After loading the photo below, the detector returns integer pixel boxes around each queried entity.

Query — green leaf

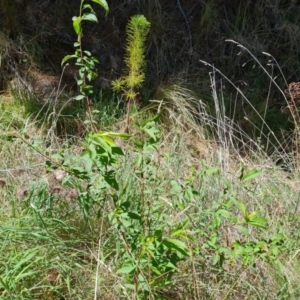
[83,4,94,12]
[241,169,262,181]
[72,16,82,35]
[236,225,250,236]
[128,212,141,219]
[84,50,92,56]
[51,153,63,160]
[184,188,194,201]
[102,135,115,146]
[14,250,38,270]
[118,266,136,274]
[170,180,182,194]
[92,0,109,14]
[270,245,279,256]
[247,216,267,229]
[275,259,283,272]
[140,115,159,128]
[143,126,160,141]
[81,152,93,173]
[171,223,193,240]
[163,238,190,256]
[212,254,220,265]
[101,132,131,139]
[92,132,116,145]
[77,79,83,86]
[90,136,112,155]
[0,277,9,290]
[204,167,219,175]
[62,54,77,64]
[135,140,144,148]
[120,217,132,228]
[75,94,85,100]
[111,146,124,156]
[87,73,92,82]
[257,241,268,251]
[82,13,98,23]
[16,270,40,280]
[239,162,245,180]
[217,209,232,219]
[237,200,247,217]
[104,170,119,190]
[222,176,231,190]
[166,261,177,269]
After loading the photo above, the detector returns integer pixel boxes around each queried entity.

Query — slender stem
[94,217,104,300]
[78,0,98,132]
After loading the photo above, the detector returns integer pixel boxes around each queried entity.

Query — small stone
[0,179,6,187]
[53,170,67,182]
[17,188,29,199]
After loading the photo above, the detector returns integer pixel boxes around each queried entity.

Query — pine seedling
[112,15,150,132]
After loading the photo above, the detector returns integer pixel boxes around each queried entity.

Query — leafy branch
[62,0,109,132]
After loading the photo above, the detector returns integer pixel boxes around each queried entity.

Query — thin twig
[94,217,104,300]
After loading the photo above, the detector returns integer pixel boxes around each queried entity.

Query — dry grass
[1,80,300,298]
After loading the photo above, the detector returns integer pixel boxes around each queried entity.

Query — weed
[112,15,150,132]
[62,0,109,132]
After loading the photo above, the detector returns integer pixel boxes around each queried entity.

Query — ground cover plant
[1,1,300,299]
[1,90,300,299]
